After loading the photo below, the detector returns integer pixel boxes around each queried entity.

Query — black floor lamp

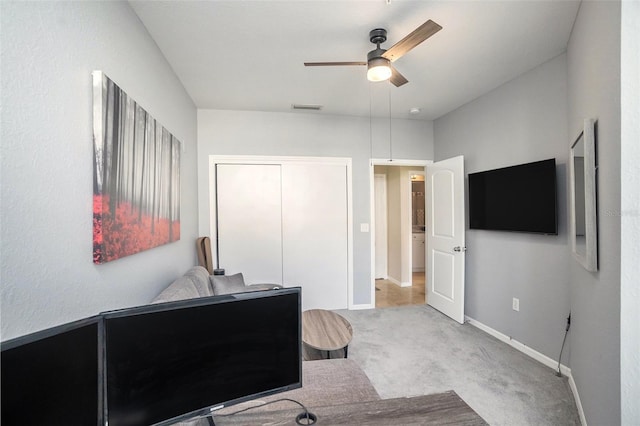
[213,164,225,276]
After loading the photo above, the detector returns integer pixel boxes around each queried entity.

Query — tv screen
[468,159,558,234]
[1,316,102,426]
[103,288,302,426]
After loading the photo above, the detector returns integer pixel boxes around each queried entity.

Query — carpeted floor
[335,305,581,426]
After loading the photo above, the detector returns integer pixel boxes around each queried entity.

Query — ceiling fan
[304,19,442,87]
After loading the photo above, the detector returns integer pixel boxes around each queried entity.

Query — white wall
[434,54,570,361]
[0,1,198,340]
[566,1,622,424]
[621,3,640,423]
[197,109,434,306]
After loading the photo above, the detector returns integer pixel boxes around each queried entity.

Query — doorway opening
[370,160,430,309]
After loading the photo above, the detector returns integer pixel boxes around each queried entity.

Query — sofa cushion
[152,266,213,304]
[184,266,214,297]
[210,272,246,295]
[152,276,202,304]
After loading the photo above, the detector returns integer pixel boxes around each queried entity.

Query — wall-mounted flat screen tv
[1,316,102,426]
[103,288,302,426]
[468,158,558,235]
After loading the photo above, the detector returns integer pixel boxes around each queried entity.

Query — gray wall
[197,109,434,306]
[621,3,640,424]
[0,1,198,340]
[434,54,571,361]
[566,1,621,424]
[434,2,628,421]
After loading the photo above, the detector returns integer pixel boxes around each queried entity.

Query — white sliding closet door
[282,164,348,310]
[216,164,283,285]
[213,158,351,310]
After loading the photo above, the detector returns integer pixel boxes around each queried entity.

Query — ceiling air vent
[291,104,323,111]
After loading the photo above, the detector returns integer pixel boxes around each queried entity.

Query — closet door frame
[209,155,354,309]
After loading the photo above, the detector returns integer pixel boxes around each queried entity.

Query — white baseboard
[567,369,588,426]
[386,276,400,285]
[349,303,374,310]
[465,315,586,425]
[383,276,412,287]
[465,316,567,372]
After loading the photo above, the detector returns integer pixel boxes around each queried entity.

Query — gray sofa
[152,266,380,425]
[152,266,280,304]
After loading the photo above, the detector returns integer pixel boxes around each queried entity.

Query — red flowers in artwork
[93,194,180,264]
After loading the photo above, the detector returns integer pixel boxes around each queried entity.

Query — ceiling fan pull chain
[388,83,393,161]
[369,83,373,162]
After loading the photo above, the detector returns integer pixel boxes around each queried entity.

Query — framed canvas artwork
[92,71,181,264]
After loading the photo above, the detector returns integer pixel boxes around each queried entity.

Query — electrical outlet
[512,297,520,311]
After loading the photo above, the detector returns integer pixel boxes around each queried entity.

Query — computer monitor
[1,316,102,426]
[103,288,302,426]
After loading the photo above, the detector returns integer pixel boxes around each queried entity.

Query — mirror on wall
[569,119,598,272]
[411,174,426,232]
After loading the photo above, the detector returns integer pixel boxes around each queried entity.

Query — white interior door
[216,164,283,284]
[282,163,348,311]
[374,174,388,279]
[426,156,465,323]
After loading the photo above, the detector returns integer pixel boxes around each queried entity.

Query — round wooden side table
[302,309,353,360]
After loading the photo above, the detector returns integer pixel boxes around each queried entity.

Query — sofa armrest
[246,283,283,291]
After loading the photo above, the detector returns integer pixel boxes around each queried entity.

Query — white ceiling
[130,0,580,121]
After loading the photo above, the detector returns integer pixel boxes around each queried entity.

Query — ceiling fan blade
[382,20,442,63]
[389,66,409,87]
[304,61,367,66]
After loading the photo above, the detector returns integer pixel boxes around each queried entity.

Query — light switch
[360,223,370,233]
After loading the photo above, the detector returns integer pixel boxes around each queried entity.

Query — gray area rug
[216,358,380,414]
[335,305,581,426]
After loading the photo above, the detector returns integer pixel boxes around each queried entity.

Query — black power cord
[214,398,318,425]
[556,312,571,377]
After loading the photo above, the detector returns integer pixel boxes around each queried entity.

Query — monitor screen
[103,288,301,426]
[468,158,558,234]
[1,316,102,426]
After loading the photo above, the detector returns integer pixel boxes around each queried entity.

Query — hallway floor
[375,272,425,308]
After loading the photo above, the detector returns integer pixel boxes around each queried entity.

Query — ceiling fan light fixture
[367,57,392,82]
[305,20,442,88]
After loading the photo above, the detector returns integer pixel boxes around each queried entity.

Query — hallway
[375,272,425,308]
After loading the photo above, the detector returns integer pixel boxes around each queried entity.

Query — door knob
[453,246,467,252]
